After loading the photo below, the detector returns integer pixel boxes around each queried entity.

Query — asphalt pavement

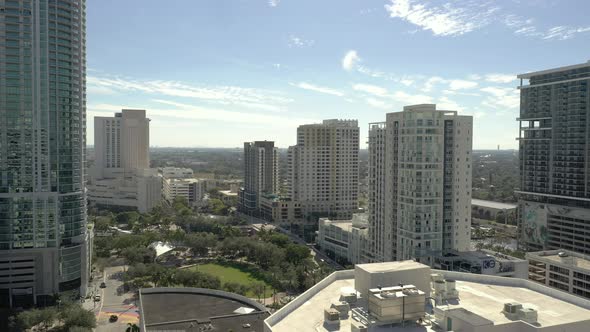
[94,265,139,332]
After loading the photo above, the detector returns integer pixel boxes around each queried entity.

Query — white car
[94,295,101,302]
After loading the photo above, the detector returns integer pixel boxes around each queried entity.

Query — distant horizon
[86,145,518,151]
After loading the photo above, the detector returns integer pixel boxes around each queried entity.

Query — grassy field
[189,262,274,298]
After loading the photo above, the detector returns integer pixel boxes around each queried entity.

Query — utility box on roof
[354,261,431,298]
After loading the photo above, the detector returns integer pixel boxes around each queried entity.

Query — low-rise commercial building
[317,214,369,265]
[472,199,517,223]
[219,188,239,205]
[259,194,303,226]
[434,249,528,278]
[138,287,269,331]
[163,177,204,207]
[264,261,590,331]
[87,168,162,213]
[527,249,590,300]
[161,167,194,179]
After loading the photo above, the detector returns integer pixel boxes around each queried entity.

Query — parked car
[100,282,106,288]
[94,295,101,302]
[109,315,118,322]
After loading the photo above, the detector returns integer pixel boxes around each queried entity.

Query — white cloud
[87,75,292,111]
[442,90,481,97]
[268,0,280,7]
[438,96,464,111]
[504,14,590,40]
[290,82,344,97]
[422,76,445,92]
[542,25,590,40]
[484,73,515,83]
[480,86,519,110]
[89,100,316,128]
[384,0,498,36]
[391,91,433,105]
[448,79,478,90]
[366,98,391,110]
[342,50,361,71]
[352,83,388,97]
[288,35,315,48]
[400,79,414,86]
[385,2,590,41]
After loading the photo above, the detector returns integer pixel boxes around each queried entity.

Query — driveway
[95,265,139,331]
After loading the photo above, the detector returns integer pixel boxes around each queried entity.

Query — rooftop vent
[503,302,538,324]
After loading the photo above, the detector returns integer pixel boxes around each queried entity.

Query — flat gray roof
[472,199,517,210]
[528,250,590,271]
[356,261,429,273]
[267,270,590,331]
[139,288,269,332]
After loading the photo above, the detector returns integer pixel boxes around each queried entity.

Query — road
[94,265,139,331]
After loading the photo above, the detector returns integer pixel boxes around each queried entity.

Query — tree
[223,282,242,294]
[16,309,42,330]
[208,198,228,215]
[115,211,140,226]
[15,307,56,331]
[126,323,141,332]
[252,281,266,302]
[59,304,96,331]
[38,307,57,331]
[121,247,156,265]
[267,233,290,248]
[185,233,217,257]
[285,244,311,265]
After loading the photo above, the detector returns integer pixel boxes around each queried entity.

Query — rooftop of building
[444,249,526,262]
[139,287,269,332]
[356,260,428,273]
[265,263,590,331]
[299,119,359,128]
[320,213,369,230]
[517,60,590,79]
[527,249,590,271]
[471,198,518,210]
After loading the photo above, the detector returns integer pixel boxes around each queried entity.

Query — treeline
[93,198,333,297]
[9,302,95,332]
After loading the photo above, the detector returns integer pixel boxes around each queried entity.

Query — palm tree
[126,323,140,332]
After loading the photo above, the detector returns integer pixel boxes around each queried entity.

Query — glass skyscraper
[0,0,89,307]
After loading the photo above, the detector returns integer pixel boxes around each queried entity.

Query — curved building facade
[0,0,88,307]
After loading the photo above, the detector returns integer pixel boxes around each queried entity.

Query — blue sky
[86,0,590,149]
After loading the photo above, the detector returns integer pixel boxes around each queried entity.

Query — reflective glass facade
[0,0,87,302]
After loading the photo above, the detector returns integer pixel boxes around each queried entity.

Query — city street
[94,265,139,332]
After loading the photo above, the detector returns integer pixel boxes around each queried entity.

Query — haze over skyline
[86,0,590,149]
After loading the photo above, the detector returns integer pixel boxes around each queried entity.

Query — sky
[86,0,590,149]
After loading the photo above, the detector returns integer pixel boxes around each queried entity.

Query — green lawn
[188,262,274,298]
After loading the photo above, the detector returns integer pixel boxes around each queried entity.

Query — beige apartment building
[287,119,360,220]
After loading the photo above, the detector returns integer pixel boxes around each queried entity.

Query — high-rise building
[287,120,359,219]
[517,61,590,254]
[238,141,278,214]
[368,105,472,264]
[0,0,89,307]
[93,109,150,178]
[88,109,161,213]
